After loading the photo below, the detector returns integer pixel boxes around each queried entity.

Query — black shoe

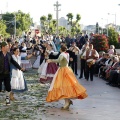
[110,84,118,87]
[75,73,78,75]
[106,82,111,85]
[91,79,93,81]
[94,74,98,77]
[5,97,10,105]
[79,77,82,79]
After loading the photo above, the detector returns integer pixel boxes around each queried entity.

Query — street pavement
[44,74,120,120]
[0,69,120,120]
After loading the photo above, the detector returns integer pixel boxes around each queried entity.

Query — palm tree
[52,20,56,33]
[52,20,56,27]
[48,14,52,25]
[66,13,73,26]
[40,16,47,23]
[40,16,47,33]
[76,28,80,36]
[48,14,52,32]
[76,14,81,22]
[71,27,76,37]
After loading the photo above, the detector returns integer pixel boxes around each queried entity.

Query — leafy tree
[2,10,33,36]
[108,28,119,48]
[52,20,56,27]
[47,14,52,29]
[76,28,81,36]
[76,14,81,23]
[0,20,10,37]
[66,13,81,36]
[58,26,67,36]
[40,15,47,33]
[66,13,73,26]
[16,10,33,31]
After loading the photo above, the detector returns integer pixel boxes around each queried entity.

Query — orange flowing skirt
[46,66,88,102]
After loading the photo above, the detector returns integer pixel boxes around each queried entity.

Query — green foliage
[47,14,53,33]
[40,15,48,33]
[76,28,81,35]
[47,14,52,21]
[108,28,119,48]
[66,13,73,26]
[76,14,81,22]
[16,10,33,31]
[40,13,81,36]
[40,15,47,22]
[2,10,33,36]
[58,26,67,36]
[66,13,73,21]
[66,13,81,37]
[92,34,109,52]
[0,20,10,37]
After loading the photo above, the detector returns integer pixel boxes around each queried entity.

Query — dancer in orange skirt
[46,45,88,110]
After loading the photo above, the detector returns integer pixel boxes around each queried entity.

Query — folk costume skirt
[40,62,58,84]
[46,66,88,102]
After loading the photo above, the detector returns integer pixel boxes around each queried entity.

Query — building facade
[58,17,71,30]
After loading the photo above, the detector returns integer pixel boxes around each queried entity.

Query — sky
[0,0,120,27]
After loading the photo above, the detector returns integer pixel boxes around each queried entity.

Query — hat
[0,41,8,47]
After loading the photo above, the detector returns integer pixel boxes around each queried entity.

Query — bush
[92,34,109,52]
[108,28,119,48]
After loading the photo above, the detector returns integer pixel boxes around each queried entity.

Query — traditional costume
[0,41,22,105]
[85,47,99,81]
[38,50,58,84]
[68,44,80,75]
[19,46,32,69]
[32,51,41,69]
[46,52,87,102]
[11,55,27,92]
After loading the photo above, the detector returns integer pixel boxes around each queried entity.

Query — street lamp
[108,13,116,32]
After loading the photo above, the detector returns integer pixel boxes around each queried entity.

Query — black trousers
[80,59,86,78]
[40,57,44,65]
[109,71,118,84]
[117,73,120,84]
[94,64,103,75]
[85,63,94,81]
[0,74,11,92]
[69,56,77,74]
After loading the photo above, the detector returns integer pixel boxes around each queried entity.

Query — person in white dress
[10,47,28,100]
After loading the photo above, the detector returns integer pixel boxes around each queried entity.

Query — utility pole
[14,14,16,38]
[54,1,61,36]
